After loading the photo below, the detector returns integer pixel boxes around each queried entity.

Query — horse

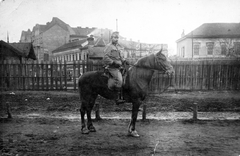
[78,49,174,137]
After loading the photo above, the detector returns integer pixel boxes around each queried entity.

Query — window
[72,54,74,61]
[79,53,81,60]
[181,47,185,57]
[193,42,200,55]
[234,42,240,55]
[220,43,227,55]
[206,42,214,55]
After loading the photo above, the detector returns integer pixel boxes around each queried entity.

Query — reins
[130,64,176,93]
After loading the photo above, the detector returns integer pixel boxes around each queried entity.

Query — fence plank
[59,61,63,90]
[73,61,76,90]
[64,61,67,90]
[1,59,240,91]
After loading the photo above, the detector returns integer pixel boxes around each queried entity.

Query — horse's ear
[155,48,163,56]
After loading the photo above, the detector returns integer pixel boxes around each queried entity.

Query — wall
[177,38,192,58]
[52,48,82,62]
[43,25,70,60]
[177,37,240,58]
[193,38,240,58]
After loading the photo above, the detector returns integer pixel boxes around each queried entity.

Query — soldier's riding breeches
[107,68,123,91]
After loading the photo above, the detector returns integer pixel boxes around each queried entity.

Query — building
[20,17,167,62]
[0,40,36,62]
[52,38,88,62]
[20,29,32,43]
[9,42,36,62]
[52,35,167,63]
[20,17,109,61]
[176,23,240,59]
[52,35,107,62]
[119,39,168,59]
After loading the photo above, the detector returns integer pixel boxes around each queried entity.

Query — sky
[0,0,240,55]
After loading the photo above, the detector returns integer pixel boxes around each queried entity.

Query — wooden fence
[0,59,240,92]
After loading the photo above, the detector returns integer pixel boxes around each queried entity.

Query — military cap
[111,31,119,38]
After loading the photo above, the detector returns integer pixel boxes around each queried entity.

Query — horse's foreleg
[128,100,141,137]
[80,104,89,134]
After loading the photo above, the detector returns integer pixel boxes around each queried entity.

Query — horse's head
[133,48,174,75]
[154,49,175,75]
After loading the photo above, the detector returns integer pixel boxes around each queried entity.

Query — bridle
[126,63,176,93]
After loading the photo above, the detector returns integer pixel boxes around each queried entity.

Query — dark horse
[78,49,174,137]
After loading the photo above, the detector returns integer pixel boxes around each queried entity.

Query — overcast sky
[0,0,240,55]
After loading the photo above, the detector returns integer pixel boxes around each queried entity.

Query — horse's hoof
[88,126,96,132]
[128,130,140,137]
[81,127,90,134]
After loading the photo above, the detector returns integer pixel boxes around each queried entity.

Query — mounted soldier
[102,31,128,105]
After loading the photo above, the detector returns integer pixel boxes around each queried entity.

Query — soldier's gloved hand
[123,60,130,65]
[112,61,121,68]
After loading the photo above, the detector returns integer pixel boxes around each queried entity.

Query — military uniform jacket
[103,43,124,68]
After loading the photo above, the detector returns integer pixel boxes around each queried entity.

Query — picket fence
[0,59,240,93]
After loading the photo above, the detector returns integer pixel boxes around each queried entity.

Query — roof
[10,42,37,60]
[176,23,240,42]
[88,46,105,59]
[32,17,71,34]
[21,29,31,37]
[52,39,87,53]
[0,40,24,59]
[94,37,106,47]
[72,27,96,36]
[70,34,88,38]
[45,17,70,32]
[118,39,165,51]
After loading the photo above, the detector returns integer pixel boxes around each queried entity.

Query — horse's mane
[133,54,156,69]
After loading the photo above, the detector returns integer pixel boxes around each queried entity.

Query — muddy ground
[0,91,240,156]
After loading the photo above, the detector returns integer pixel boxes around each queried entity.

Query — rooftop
[177,23,240,42]
[52,39,87,53]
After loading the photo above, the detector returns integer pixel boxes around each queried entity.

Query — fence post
[142,104,147,120]
[46,61,49,91]
[59,60,63,90]
[6,102,12,118]
[64,60,67,90]
[73,61,77,90]
[193,102,198,120]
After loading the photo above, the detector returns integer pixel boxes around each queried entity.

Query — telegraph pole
[7,31,9,43]
[116,19,118,31]
[192,31,193,59]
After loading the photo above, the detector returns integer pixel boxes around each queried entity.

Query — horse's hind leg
[86,94,98,132]
[80,103,89,134]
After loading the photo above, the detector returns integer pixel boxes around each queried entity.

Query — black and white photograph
[0,0,240,155]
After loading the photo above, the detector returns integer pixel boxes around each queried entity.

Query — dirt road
[1,117,240,156]
[1,91,240,156]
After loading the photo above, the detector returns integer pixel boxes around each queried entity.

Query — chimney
[181,29,185,37]
[87,35,94,46]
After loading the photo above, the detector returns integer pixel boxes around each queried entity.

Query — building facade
[176,23,240,59]
[52,36,106,62]
[20,17,105,61]
[20,17,167,62]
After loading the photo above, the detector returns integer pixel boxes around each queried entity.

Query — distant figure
[103,31,126,104]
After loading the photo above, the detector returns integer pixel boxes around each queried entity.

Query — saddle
[102,65,127,90]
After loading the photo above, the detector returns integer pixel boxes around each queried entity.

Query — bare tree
[218,38,237,57]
